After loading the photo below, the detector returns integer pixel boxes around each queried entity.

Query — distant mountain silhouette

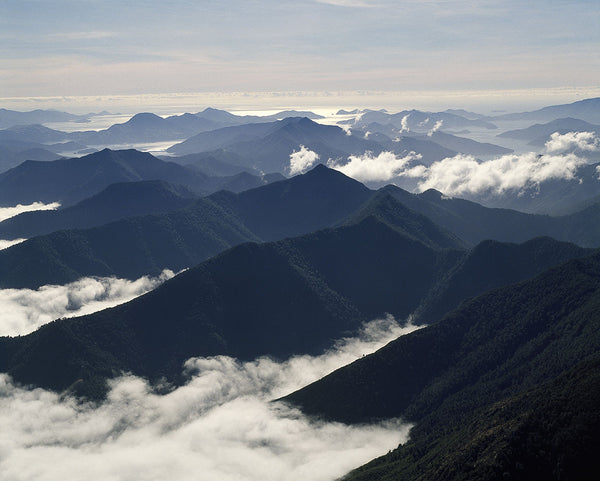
[497,117,600,146]
[0,180,198,239]
[0,108,91,128]
[284,249,600,480]
[69,112,221,144]
[195,107,324,126]
[409,131,513,156]
[351,109,498,131]
[492,97,600,123]
[0,148,276,207]
[169,117,446,173]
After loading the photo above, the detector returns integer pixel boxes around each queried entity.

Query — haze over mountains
[0,97,599,480]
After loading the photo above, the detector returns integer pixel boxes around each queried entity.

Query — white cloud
[328,151,422,182]
[329,148,591,197]
[427,119,443,137]
[0,202,60,223]
[544,131,600,154]
[0,316,418,481]
[0,270,175,336]
[406,152,587,196]
[289,145,320,175]
[0,238,26,250]
[399,114,410,133]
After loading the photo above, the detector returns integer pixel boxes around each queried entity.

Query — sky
[1,0,599,113]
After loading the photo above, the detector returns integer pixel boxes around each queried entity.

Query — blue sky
[1,0,598,108]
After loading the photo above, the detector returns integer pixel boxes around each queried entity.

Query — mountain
[408,131,513,156]
[383,184,600,246]
[497,117,600,146]
[0,148,276,207]
[413,236,592,323]
[195,107,324,126]
[0,180,198,239]
[168,150,261,176]
[0,144,62,173]
[283,250,600,480]
[341,191,465,250]
[0,108,91,128]
[350,109,498,132]
[0,165,373,288]
[492,97,600,123]
[169,117,447,174]
[0,123,69,144]
[69,112,221,145]
[0,216,460,399]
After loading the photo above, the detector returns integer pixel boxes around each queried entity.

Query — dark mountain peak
[124,112,165,126]
[419,188,446,200]
[345,190,465,250]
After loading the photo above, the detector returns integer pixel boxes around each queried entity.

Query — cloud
[328,151,422,182]
[0,270,175,336]
[0,238,26,250]
[406,152,587,196]
[289,145,320,175]
[0,316,417,481]
[427,120,443,137]
[0,202,60,223]
[329,148,591,197]
[544,131,600,154]
[399,114,410,133]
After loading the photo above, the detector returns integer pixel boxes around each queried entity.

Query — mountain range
[283,247,600,480]
[0,148,277,207]
[1,99,600,480]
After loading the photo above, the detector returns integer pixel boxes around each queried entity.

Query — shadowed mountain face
[0,180,199,240]
[382,184,600,247]
[0,165,374,289]
[0,209,590,403]
[282,250,600,480]
[0,216,460,398]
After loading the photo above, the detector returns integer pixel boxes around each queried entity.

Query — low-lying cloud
[0,269,175,336]
[289,145,320,175]
[328,151,422,182]
[0,238,26,250]
[329,141,594,196]
[544,131,600,154]
[427,120,443,136]
[406,151,587,196]
[0,316,418,481]
[0,202,60,223]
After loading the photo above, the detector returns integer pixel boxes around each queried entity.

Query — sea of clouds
[0,270,176,336]
[0,316,417,481]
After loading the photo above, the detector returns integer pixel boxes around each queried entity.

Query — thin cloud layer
[0,316,418,481]
[544,131,600,154]
[0,202,61,223]
[328,151,421,182]
[0,238,26,250]
[0,270,175,336]
[289,145,320,175]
